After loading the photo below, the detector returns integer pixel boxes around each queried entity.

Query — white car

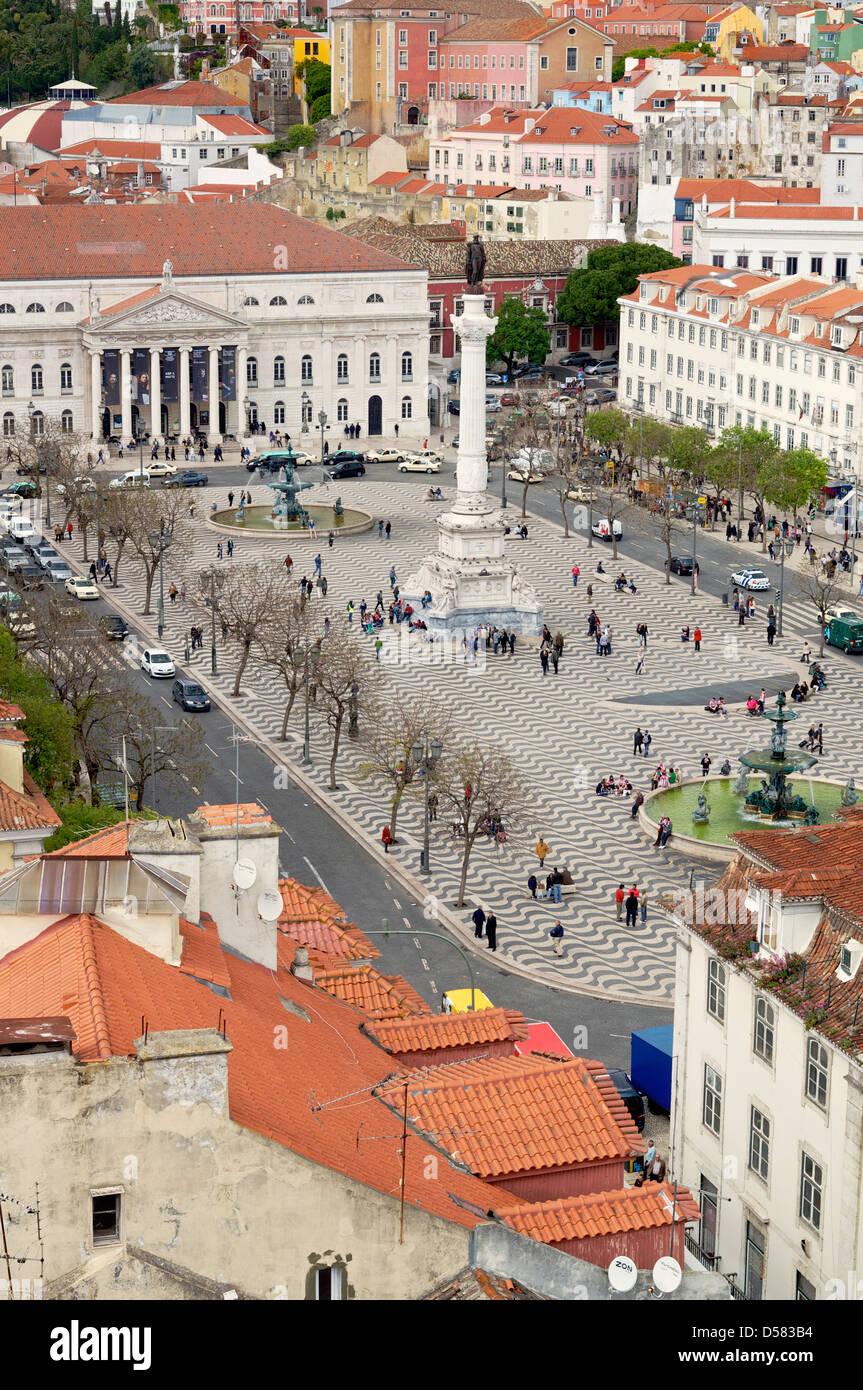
[485,399,502,412]
[65,575,99,600]
[400,454,441,473]
[141,647,175,678]
[142,460,176,479]
[731,567,771,591]
[592,517,623,540]
[826,603,860,624]
[365,447,404,464]
[109,471,151,489]
[7,517,36,543]
[55,476,98,498]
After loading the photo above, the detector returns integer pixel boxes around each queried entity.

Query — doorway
[407,106,420,125]
[427,383,441,428]
[368,394,382,436]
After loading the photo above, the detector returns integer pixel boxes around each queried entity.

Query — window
[244,296,259,307]
[703,1063,722,1134]
[366,293,384,303]
[337,353,349,383]
[806,1038,828,1108]
[269,295,287,307]
[273,356,285,386]
[0,303,13,314]
[315,1264,346,1300]
[55,301,73,313]
[31,410,43,436]
[273,400,285,424]
[60,362,72,393]
[401,350,413,381]
[749,1106,770,1180]
[753,998,774,1063]
[800,1153,823,1231]
[699,1175,718,1258]
[796,1272,816,1301]
[31,364,43,394]
[25,302,44,314]
[61,409,73,433]
[836,257,848,280]
[744,1220,765,1301]
[810,256,822,275]
[247,356,258,385]
[2,412,13,436]
[1,366,12,396]
[92,1192,121,1246]
[707,958,725,1022]
[300,355,313,384]
[566,46,578,70]
[401,395,412,419]
[297,295,315,305]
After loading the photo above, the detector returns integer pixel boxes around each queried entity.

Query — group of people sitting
[745,690,768,716]
[425,487,445,501]
[650,763,682,790]
[790,681,812,703]
[613,572,637,593]
[503,524,529,539]
[705,696,728,716]
[810,663,827,691]
[596,775,634,797]
[528,867,574,902]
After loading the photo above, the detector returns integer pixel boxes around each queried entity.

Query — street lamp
[410,733,443,875]
[317,408,328,466]
[501,452,508,509]
[776,536,795,638]
[301,390,311,434]
[149,521,173,638]
[586,467,595,549]
[242,395,250,435]
[26,399,34,439]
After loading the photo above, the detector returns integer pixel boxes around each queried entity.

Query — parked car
[400,455,441,473]
[584,358,619,376]
[566,485,592,503]
[485,372,505,386]
[164,469,209,487]
[826,603,860,624]
[65,575,99,600]
[669,555,695,575]
[327,450,365,466]
[3,480,38,499]
[1,548,28,574]
[144,460,176,479]
[485,398,503,412]
[0,584,21,609]
[17,564,43,589]
[447,400,460,416]
[560,351,597,367]
[592,517,623,540]
[141,647,176,678]
[500,392,518,407]
[109,471,151,489]
[731,567,771,591]
[584,387,617,405]
[447,368,461,384]
[100,614,128,641]
[173,678,211,711]
[365,447,404,464]
[328,459,366,479]
[515,363,546,380]
[34,546,61,569]
[508,466,546,483]
[55,476,98,498]
[606,1069,646,1133]
[825,616,863,653]
[7,517,36,543]
[42,558,72,584]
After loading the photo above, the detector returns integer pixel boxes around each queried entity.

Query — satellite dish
[607,1255,638,1293]
[653,1255,682,1294]
[232,857,257,891]
[257,887,282,923]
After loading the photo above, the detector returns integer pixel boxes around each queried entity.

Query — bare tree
[435,743,532,908]
[583,409,633,560]
[796,562,847,656]
[550,431,589,538]
[122,488,195,614]
[358,690,451,843]
[505,387,560,517]
[313,628,378,791]
[94,691,212,811]
[256,597,322,740]
[208,560,294,698]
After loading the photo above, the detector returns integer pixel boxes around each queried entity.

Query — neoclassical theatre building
[0,204,431,447]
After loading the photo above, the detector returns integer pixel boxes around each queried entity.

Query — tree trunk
[665,536,672,584]
[328,707,344,790]
[558,493,569,537]
[389,781,406,842]
[456,832,476,909]
[111,537,127,586]
[81,521,89,562]
[142,561,157,614]
[280,683,298,740]
[233,637,253,698]
[521,481,529,517]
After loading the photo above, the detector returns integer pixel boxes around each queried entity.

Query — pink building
[430,103,638,219]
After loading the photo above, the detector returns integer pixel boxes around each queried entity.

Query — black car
[100,614,129,641]
[561,351,597,367]
[173,678,211,712]
[17,564,42,588]
[669,555,695,575]
[447,400,460,416]
[328,449,366,465]
[165,469,209,487]
[606,1069,646,1132]
[328,459,366,479]
[16,462,46,476]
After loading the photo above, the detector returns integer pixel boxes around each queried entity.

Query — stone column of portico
[179,347,191,438]
[208,345,222,445]
[237,346,248,436]
[89,351,101,441]
[149,348,161,444]
[120,349,132,443]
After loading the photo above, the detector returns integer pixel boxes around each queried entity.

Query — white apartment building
[822,121,863,203]
[670,814,863,1301]
[618,264,863,479]
[692,200,863,280]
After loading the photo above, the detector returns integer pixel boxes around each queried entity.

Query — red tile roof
[0,701,24,721]
[378,1055,644,1178]
[0,205,417,280]
[315,963,430,1019]
[57,140,163,161]
[44,821,131,858]
[200,114,269,136]
[109,81,248,107]
[676,177,820,204]
[495,1182,701,1242]
[366,1007,529,1054]
[194,801,273,829]
[0,771,61,834]
[0,910,514,1227]
[738,43,808,61]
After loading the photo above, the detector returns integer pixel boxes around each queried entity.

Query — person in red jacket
[615,883,625,920]
[381,825,392,853]
[693,626,702,652]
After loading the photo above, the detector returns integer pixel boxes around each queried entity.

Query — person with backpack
[550,920,565,956]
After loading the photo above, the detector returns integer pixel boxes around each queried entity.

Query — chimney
[730,196,736,216]
[187,804,283,970]
[201,58,210,81]
[137,159,145,185]
[290,945,315,982]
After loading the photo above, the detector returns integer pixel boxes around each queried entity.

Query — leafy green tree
[760,446,828,516]
[44,801,126,852]
[611,39,711,80]
[298,57,331,103]
[0,628,75,792]
[558,243,682,328]
[310,92,330,122]
[286,123,316,150]
[715,424,780,551]
[129,42,158,91]
[486,297,549,376]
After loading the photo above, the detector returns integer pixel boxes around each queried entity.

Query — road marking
[402,917,412,929]
[420,957,429,971]
[192,786,200,794]
[392,897,401,909]
[281,827,296,844]
[383,878,392,889]
[161,696,172,708]
[230,771,243,785]
[303,855,332,896]
[205,743,219,757]
[413,936,421,949]
[429,980,436,994]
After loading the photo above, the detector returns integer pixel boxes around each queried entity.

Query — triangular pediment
[87,288,248,337]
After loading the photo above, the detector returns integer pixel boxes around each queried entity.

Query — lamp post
[501,452,508,509]
[777,536,795,638]
[410,733,443,875]
[302,642,314,764]
[317,408,328,466]
[209,567,219,675]
[149,521,172,638]
[587,469,594,548]
[242,395,250,436]
[301,390,310,434]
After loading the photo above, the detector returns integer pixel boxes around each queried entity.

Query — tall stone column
[454,293,494,503]
[208,345,222,445]
[149,348,161,444]
[89,350,101,441]
[179,347,191,438]
[120,349,132,443]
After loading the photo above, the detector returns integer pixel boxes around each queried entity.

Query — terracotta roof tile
[57,140,163,161]
[108,80,248,108]
[367,1007,529,1054]
[316,964,430,1019]
[378,1055,644,1178]
[0,772,61,833]
[0,701,24,721]
[194,801,272,829]
[44,821,131,858]
[496,1182,701,1242]
[0,729,28,743]
[179,913,233,989]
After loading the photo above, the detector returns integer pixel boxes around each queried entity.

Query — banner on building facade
[161,347,178,402]
[102,350,120,406]
[192,346,208,402]
[131,348,150,406]
[219,346,236,401]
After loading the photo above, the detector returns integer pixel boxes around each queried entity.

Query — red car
[500,392,518,406]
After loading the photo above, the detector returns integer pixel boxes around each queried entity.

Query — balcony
[684,1230,718,1272]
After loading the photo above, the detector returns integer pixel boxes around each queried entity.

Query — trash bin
[721,592,728,606]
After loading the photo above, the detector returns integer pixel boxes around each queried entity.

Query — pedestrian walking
[377,519,383,539]
[374,636,383,661]
[535,836,549,867]
[321,576,328,597]
[550,920,565,957]
[625,890,639,928]
[347,601,355,623]
[693,626,702,652]
[639,891,648,924]
[550,868,563,904]
[428,793,438,822]
[767,615,776,645]
[381,824,392,854]
[615,883,625,920]
[635,650,646,676]
[103,560,112,584]
[389,565,396,588]
[540,647,549,676]
[472,905,486,939]
[314,554,322,576]
[217,541,223,560]
[284,554,293,574]
[528,873,538,898]
[385,521,391,540]
[168,583,178,604]
[328,531,335,549]
[228,490,234,508]
[633,727,644,756]
[508,631,515,655]
[643,731,652,758]
[551,645,560,674]
[485,913,497,951]
[816,722,824,754]
[227,539,234,558]
[572,564,580,587]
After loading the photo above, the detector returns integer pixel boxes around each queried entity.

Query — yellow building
[285,26,331,94]
[706,4,764,61]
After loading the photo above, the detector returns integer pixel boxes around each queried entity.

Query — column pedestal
[403,290,542,635]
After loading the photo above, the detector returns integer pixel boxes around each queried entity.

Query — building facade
[0,204,430,447]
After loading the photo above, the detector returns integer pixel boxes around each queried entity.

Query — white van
[592,517,623,541]
[8,516,37,543]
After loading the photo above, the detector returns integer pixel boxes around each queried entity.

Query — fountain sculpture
[267,449,315,529]
[737,691,819,822]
